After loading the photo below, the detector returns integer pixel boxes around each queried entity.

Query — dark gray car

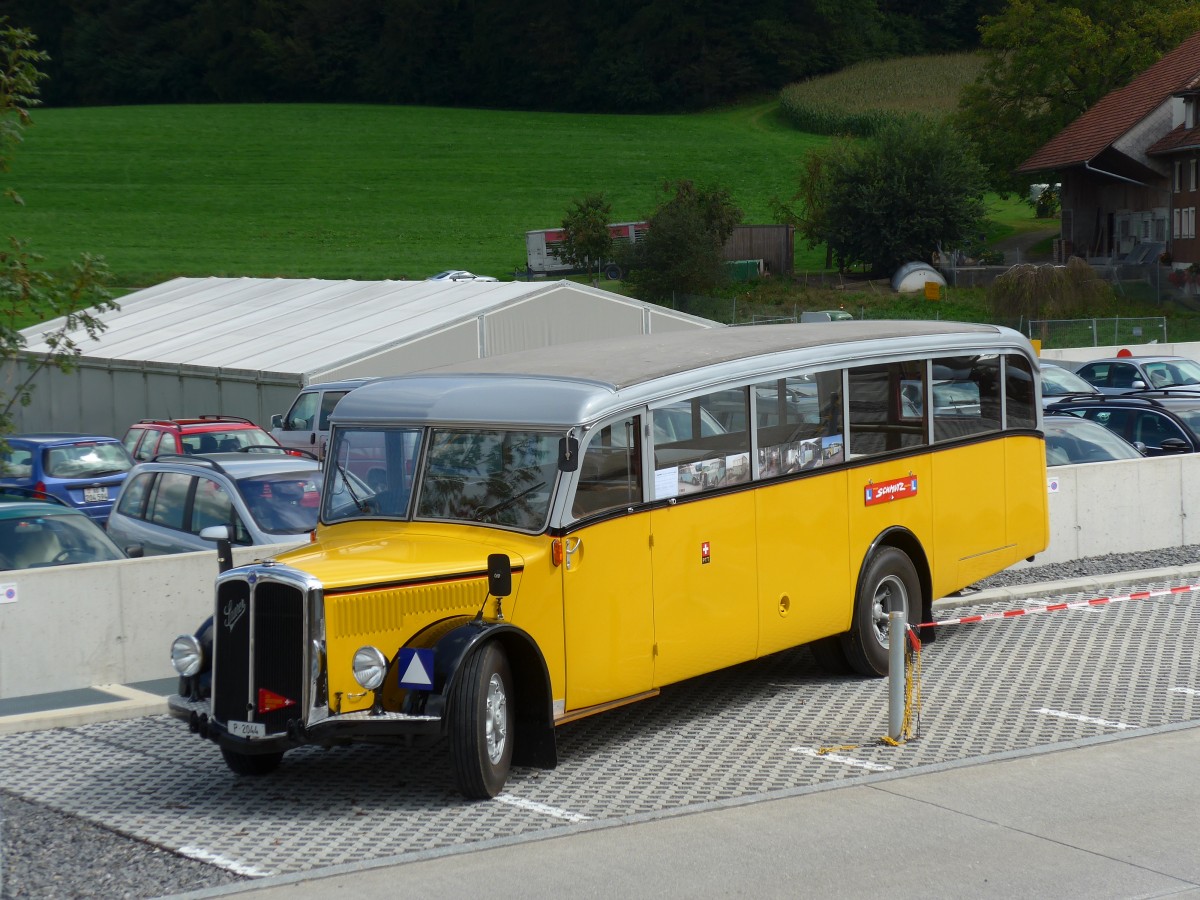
[105,452,325,556]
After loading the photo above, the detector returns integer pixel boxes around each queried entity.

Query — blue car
[0,433,135,524]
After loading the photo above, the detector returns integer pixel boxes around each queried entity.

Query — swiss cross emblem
[701,541,711,564]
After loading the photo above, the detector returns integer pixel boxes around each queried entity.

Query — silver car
[1073,355,1200,394]
[105,452,325,556]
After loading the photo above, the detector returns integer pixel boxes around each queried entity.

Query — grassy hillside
[0,101,830,288]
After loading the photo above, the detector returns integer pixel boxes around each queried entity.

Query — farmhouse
[9,277,719,438]
[1019,30,1200,270]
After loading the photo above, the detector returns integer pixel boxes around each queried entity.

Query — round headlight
[352,646,388,691]
[171,634,204,677]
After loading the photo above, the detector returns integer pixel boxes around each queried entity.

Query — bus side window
[1005,353,1037,428]
[754,371,845,477]
[848,362,926,457]
[572,416,642,519]
[932,355,1001,442]
[653,389,750,492]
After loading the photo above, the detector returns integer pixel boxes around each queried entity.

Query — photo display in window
[755,371,844,476]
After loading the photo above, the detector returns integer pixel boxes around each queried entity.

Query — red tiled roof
[1146,123,1200,155]
[1018,30,1200,173]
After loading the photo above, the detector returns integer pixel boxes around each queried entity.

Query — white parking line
[178,846,276,878]
[494,794,591,822]
[1036,708,1137,730]
[790,746,894,772]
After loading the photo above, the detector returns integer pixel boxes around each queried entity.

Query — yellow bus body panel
[649,492,758,687]
[560,513,655,710]
[755,469,852,656]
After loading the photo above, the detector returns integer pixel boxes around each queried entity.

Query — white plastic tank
[891,261,947,294]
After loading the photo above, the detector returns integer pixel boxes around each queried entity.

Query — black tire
[220,747,283,776]
[448,642,513,799]
[604,263,623,280]
[841,547,921,677]
[808,635,853,674]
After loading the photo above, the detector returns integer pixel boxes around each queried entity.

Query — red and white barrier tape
[922,581,1200,630]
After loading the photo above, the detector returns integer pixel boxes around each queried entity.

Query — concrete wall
[0,541,304,700]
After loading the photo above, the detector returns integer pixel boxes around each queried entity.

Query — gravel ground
[2,544,1198,900]
[968,544,1200,591]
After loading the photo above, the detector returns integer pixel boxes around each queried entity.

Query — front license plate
[226,720,266,738]
[83,487,108,503]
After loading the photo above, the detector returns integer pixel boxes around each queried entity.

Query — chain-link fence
[1025,317,1168,349]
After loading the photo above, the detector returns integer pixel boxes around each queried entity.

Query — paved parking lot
[2,579,1199,892]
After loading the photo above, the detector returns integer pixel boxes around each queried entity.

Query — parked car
[0,488,140,570]
[123,416,283,462]
[1073,355,1200,394]
[1040,361,1102,405]
[1043,413,1145,466]
[426,270,498,282]
[105,453,333,556]
[270,377,377,460]
[1044,391,1200,456]
[0,434,134,524]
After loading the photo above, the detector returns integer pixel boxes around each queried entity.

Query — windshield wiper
[474,481,545,522]
[336,461,369,512]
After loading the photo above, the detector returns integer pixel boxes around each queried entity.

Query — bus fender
[405,617,558,770]
[860,527,932,632]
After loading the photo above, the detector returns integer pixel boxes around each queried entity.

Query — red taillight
[33,481,49,500]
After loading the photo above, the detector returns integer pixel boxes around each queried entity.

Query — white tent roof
[21,277,714,377]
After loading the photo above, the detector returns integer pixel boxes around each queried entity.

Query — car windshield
[1044,416,1143,466]
[323,425,559,532]
[41,442,132,478]
[237,471,322,534]
[1142,359,1200,388]
[1042,365,1096,396]
[0,512,125,570]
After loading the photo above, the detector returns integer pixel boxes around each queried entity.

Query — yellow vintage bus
[168,321,1049,798]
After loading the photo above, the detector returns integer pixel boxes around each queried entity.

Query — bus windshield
[323,425,560,531]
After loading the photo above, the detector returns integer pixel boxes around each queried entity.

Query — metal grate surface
[2,581,1198,880]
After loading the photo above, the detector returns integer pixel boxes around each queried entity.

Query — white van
[270,377,377,460]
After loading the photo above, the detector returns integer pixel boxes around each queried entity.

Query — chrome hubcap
[484,673,508,764]
[871,574,908,648]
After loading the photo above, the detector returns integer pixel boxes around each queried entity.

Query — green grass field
[0,100,835,288]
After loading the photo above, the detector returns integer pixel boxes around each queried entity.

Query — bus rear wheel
[842,547,920,677]
[448,642,513,799]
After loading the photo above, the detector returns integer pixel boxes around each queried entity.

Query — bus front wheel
[842,547,920,677]
[448,642,514,799]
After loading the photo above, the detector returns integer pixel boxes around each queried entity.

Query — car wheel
[448,642,513,799]
[840,547,920,677]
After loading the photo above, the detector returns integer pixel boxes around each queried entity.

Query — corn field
[779,53,986,137]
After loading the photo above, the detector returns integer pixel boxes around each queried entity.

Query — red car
[122,415,285,461]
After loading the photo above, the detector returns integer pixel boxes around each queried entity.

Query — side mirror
[124,544,144,559]
[1159,438,1191,454]
[487,553,512,597]
[1131,379,1147,390]
[270,414,283,429]
[558,436,579,472]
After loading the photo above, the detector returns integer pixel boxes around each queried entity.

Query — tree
[789,117,988,276]
[557,193,613,286]
[955,0,1200,195]
[0,20,116,442]
[623,180,742,303]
